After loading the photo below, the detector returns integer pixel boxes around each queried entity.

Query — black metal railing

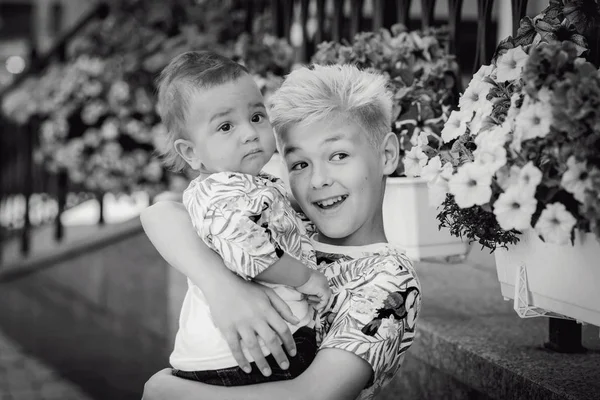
[0,2,110,263]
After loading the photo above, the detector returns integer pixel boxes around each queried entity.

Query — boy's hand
[296,270,331,312]
[207,277,299,377]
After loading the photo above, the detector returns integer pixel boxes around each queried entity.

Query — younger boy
[153,51,331,386]
[141,63,422,400]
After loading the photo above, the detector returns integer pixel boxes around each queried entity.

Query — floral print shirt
[311,238,421,400]
[182,172,316,280]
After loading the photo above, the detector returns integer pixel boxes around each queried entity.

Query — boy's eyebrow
[209,108,234,123]
[283,134,347,156]
[209,103,265,123]
[283,146,299,157]
[250,101,266,109]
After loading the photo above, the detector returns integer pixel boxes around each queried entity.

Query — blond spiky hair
[268,64,393,147]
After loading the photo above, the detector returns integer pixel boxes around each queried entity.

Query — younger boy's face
[281,118,389,246]
[185,74,276,175]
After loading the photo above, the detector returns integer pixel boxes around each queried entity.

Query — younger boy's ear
[174,139,202,171]
[380,132,400,176]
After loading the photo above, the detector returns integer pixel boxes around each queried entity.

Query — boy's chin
[313,223,355,242]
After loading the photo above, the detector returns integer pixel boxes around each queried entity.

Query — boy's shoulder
[315,242,418,284]
[314,242,409,265]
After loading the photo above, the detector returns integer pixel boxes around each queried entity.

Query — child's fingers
[306,295,321,304]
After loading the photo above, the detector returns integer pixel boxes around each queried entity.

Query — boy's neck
[315,224,388,247]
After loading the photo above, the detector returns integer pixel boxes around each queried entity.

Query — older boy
[141,64,422,400]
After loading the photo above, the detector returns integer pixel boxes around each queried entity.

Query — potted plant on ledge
[416,0,600,327]
[311,24,468,261]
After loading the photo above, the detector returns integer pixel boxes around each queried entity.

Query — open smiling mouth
[315,195,348,209]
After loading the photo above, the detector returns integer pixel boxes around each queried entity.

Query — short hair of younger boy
[268,64,393,148]
[155,51,249,171]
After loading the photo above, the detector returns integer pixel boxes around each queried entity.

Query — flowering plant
[413,0,600,251]
[1,0,293,195]
[311,24,459,176]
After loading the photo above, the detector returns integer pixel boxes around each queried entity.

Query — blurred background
[0,1,559,400]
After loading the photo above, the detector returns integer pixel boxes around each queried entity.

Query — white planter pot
[382,177,469,261]
[494,229,600,327]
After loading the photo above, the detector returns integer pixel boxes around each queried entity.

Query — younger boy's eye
[331,153,348,161]
[251,113,265,123]
[290,161,308,171]
[218,123,232,132]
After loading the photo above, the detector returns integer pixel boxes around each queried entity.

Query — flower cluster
[311,24,459,176]
[1,0,293,195]
[414,0,600,250]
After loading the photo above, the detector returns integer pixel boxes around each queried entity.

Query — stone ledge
[3,221,599,399]
[0,218,144,283]
[405,251,600,400]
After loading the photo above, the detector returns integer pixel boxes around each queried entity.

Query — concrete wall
[0,221,175,400]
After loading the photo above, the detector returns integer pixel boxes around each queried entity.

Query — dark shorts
[172,326,317,386]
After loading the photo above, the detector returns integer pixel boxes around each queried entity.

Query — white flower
[503,92,523,133]
[101,119,119,140]
[561,156,593,203]
[496,46,528,82]
[518,162,542,195]
[441,110,468,142]
[468,100,494,135]
[420,156,443,183]
[108,81,130,104]
[473,124,509,173]
[474,145,507,174]
[459,80,492,116]
[473,64,494,83]
[535,203,577,245]
[448,163,493,208]
[416,132,429,146]
[403,146,428,177]
[421,157,453,207]
[513,98,552,145]
[81,101,107,125]
[82,80,103,97]
[496,165,522,191]
[475,123,509,149]
[143,160,164,182]
[493,186,537,230]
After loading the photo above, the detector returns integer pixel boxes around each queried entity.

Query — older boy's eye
[218,123,232,132]
[290,161,308,171]
[251,113,265,123]
[331,153,348,161]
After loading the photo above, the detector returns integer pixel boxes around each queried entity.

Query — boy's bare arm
[256,254,331,311]
[139,201,298,374]
[143,348,372,400]
[255,253,311,286]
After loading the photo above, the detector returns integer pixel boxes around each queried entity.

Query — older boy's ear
[381,132,400,175]
[174,139,203,170]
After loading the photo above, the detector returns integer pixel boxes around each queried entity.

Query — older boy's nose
[310,165,332,188]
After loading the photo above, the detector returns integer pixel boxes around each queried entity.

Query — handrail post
[20,118,36,256]
[473,0,495,73]
[55,170,68,241]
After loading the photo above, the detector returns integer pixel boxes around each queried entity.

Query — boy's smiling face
[281,117,398,246]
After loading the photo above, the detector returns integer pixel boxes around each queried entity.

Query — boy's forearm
[255,253,311,287]
[140,201,238,295]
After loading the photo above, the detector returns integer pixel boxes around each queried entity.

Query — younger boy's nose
[241,126,259,143]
